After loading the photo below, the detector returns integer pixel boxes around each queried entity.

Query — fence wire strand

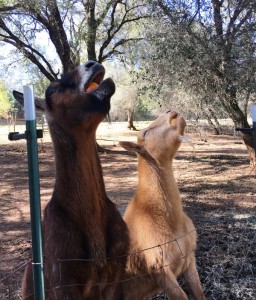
[1,128,255,299]
[1,203,255,299]
[2,228,197,299]
[22,249,198,300]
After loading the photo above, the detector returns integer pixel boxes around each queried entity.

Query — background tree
[1,0,255,161]
[0,0,150,80]
[109,64,139,129]
[141,0,256,163]
[0,80,10,118]
[0,0,150,150]
[0,81,20,130]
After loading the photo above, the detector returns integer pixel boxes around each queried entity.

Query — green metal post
[24,86,45,300]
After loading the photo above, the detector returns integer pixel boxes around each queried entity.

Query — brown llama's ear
[12,90,46,112]
[119,141,143,154]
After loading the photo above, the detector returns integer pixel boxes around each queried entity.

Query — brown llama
[120,111,206,300]
[13,61,129,300]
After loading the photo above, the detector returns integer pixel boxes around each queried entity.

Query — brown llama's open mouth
[86,82,99,92]
[84,70,105,93]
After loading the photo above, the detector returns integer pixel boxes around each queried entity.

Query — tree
[142,0,256,163]
[0,80,10,118]
[0,81,20,130]
[0,0,150,80]
[0,0,150,150]
[109,64,139,129]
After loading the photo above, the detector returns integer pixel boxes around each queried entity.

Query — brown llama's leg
[183,256,206,300]
[22,263,34,300]
[98,253,127,299]
[99,201,129,300]
[100,279,124,300]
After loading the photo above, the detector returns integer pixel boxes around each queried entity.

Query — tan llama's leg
[157,269,189,300]
[183,257,206,300]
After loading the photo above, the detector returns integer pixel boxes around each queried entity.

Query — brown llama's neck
[136,156,183,222]
[50,126,107,226]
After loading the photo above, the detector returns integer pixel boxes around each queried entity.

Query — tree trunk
[203,109,220,135]
[208,107,222,134]
[127,110,137,131]
[87,0,97,61]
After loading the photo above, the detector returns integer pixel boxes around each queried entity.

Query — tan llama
[120,111,205,300]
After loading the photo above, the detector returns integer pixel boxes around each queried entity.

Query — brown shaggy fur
[13,61,129,300]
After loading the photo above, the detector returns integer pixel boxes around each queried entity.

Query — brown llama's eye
[48,89,56,96]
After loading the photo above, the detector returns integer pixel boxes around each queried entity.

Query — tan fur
[120,111,205,300]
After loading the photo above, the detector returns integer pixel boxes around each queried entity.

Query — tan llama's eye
[143,129,149,137]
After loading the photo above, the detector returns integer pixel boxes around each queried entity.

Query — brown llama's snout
[13,61,116,121]
[45,61,115,121]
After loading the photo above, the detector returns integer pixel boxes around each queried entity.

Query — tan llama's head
[120,111,186,163]
[13,61,115,134]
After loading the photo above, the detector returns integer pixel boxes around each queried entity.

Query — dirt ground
[0,121,255,300]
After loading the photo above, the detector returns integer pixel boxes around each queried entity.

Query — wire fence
[1,124,255,299]
[1,205,255,300]
[1,227,199,300]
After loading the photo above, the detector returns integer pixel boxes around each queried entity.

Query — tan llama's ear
[119,141,143,154]
[13,90,46,111]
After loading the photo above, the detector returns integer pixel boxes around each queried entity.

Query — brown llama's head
[120,111,186,163]
[13,61,115,133]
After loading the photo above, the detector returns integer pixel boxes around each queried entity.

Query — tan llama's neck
[136,156,183,220]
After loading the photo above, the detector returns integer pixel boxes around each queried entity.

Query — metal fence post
[251,103,256,153]
[235,103,256,158]
[23,85,45,300]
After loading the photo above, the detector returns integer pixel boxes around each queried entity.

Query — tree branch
[0,17,57,81]
[96,0,118,27]
[226,0,253,40]
[26,0,75,72]
[0,4,20,12]
[211,0,225,47]
[98,2,149,62]
[100,38,143,62]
